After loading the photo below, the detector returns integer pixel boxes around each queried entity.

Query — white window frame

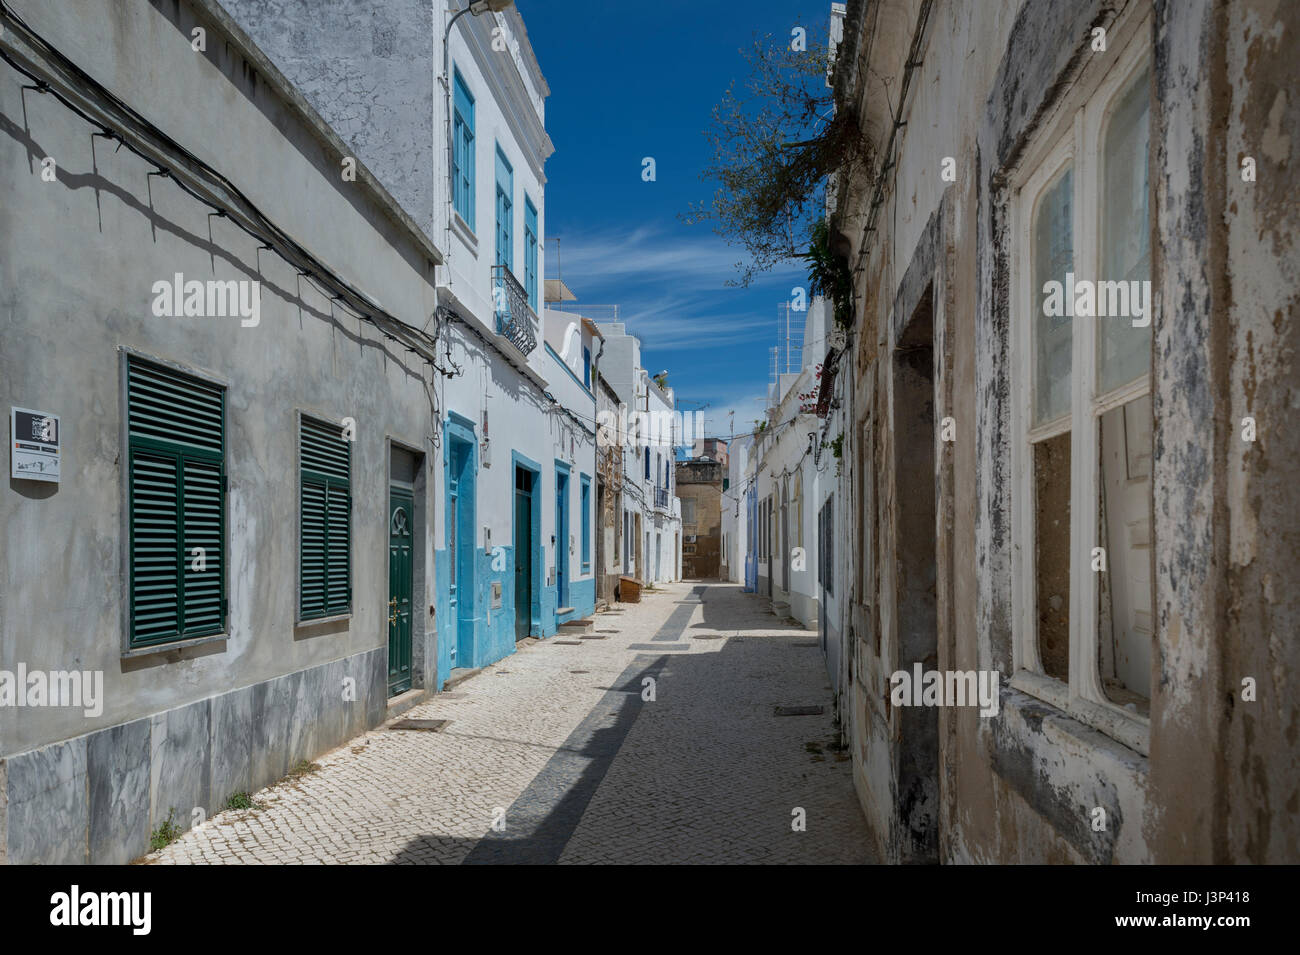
[1008,5,1152,756]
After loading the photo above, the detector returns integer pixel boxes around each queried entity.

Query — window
[126,356,226,648]
[857,416,874,607]
[299,415,352,620]
[681,497,697,525]
[818,497,834,596]
[792,470,803,553]
[524,197,538,311]
[580,474,591,572]
[583,347,591,388]
[452,70,475,229]
[645,449,651,481]
[623,510,631,573]
[495,146,513,271]
[1011,14,1152,751]
[764,496,773,560]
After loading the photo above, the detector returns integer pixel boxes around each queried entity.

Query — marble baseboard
[3,646,389,864]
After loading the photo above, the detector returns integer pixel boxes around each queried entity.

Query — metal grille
[492,264,538,356]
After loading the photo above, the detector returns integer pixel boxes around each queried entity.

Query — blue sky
[515,0,830,442]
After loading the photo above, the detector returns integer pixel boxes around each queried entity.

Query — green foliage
[287,760,321,780]
[149,808,181,852]
[686,24,870,286]
[802,219,855,330]
[223,792,264,811]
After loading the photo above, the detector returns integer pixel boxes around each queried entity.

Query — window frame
[1008,8,1152,755]
[494,144,514,272]
[523,195,539,311]
[452,68,475,231]
[681,496,697,526]
[120,350,229,655]
[580,473,591,573]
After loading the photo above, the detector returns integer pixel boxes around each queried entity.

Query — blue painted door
[555,470,569,608]
[449,440,474,668]
[514,466,533,640]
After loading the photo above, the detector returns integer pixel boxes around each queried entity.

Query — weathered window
[1030,160,1074,683]
[1010,10,1153,751]
[817,496,834,597]
[681,497,697,525]
[858,417,873,609]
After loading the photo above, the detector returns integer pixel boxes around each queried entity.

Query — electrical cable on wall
[0,0,458,377]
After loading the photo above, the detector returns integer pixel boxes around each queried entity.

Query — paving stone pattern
[148,582,874,864]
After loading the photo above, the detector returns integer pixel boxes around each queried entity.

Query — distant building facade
[676,459,724,579]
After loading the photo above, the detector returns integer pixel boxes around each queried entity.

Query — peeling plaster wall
[835,0,1297,863]
[1219,0,1300,864]
[1147,0,1300,864]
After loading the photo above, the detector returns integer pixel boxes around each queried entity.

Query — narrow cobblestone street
[146,582,872,865]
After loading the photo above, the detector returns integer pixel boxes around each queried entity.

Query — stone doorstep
[558,617,594,636]
[385,688,427,720]
[443,667,483,691]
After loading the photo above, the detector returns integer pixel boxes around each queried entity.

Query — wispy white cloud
[552,222,813,422]
[553,223,804,297]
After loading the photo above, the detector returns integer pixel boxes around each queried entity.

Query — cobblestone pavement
[147,581,874,864]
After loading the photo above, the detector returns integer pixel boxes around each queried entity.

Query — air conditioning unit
[684,535,697,544]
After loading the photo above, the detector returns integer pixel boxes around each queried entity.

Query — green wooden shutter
[127,357,226,648]
[300,416,351,619]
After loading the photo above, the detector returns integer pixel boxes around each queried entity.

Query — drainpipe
[440,1,515,262]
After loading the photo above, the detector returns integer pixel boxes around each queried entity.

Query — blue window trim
[511,450,542,639]
[579,473,591,572]
[452,69,475,230]
[495,145,514,271]
[524,196,538,311]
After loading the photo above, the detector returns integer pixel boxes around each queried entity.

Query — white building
[594,322,682,589]
[230,0,599,685]
[432,2,600,671]
[751,299,841,643]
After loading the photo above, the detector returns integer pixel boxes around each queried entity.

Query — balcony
[655,487,670,510]
[492,264,538,357]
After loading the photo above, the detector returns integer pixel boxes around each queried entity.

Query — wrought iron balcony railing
[492,264,538,357]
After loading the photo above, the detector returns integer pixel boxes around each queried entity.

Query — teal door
[388,489,413,696]
[555,470,569,608]
[514,467,533,640]
[449,441,475,667]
